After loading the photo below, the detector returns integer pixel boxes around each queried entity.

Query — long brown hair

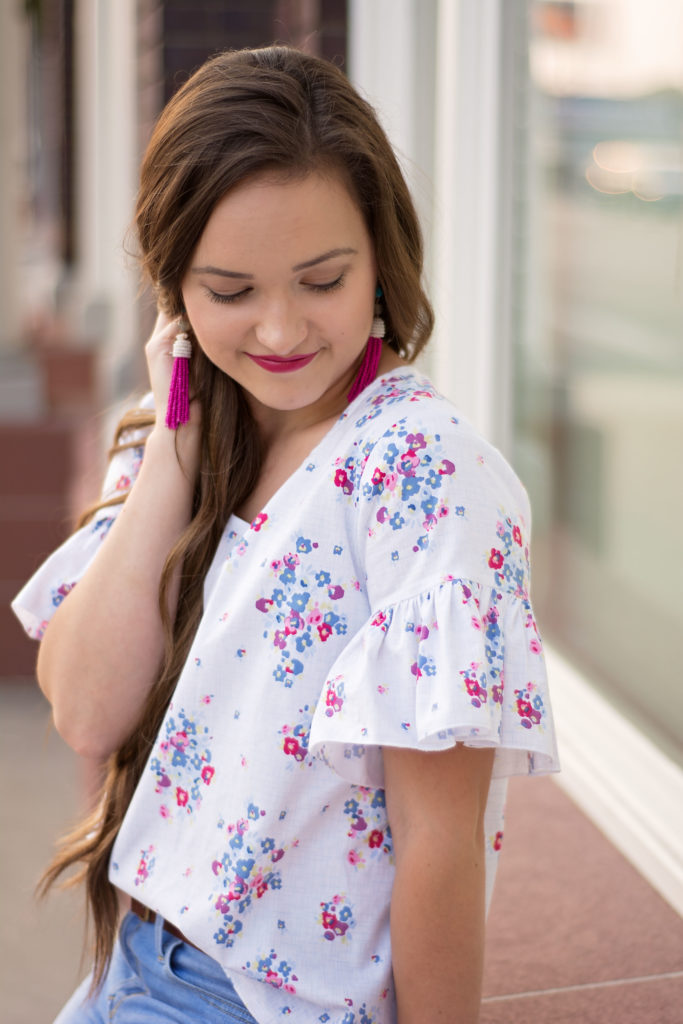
[41,45,434,986]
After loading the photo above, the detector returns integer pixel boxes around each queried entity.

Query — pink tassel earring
[165,318,192,429]
[348,286,385,403]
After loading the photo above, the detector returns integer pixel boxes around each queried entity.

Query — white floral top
[13,370,559,1024]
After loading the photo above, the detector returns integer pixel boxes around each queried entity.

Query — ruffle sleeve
[308,576,558,787]
[309,397,560,785]
[11,402,151,640]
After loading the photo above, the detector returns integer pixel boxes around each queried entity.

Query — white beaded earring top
[172,332,192,359]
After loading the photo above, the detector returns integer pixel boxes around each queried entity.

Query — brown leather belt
[130,898,198,950]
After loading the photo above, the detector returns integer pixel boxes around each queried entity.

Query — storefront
[4,0,681,912]
[350,0,683,913]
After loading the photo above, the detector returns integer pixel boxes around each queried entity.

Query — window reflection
[515,0,683,763]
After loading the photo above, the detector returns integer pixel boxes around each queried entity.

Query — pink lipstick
[246,352,318,374]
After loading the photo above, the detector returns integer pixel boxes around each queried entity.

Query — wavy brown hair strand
[39,45,432,987]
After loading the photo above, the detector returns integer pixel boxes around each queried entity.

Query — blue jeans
[54,911,260,1023]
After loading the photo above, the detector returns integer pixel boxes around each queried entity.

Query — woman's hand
[145,312,186,420]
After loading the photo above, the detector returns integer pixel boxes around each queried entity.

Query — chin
[244,381,326,412]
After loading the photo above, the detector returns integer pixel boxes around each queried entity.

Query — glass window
[514,0,683,764]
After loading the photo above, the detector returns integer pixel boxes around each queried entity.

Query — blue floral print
[210,805,291,949]
[344,787,393,868]
[319,894,356,942]
[255,541,351,686]
[243,949,299,993]
[148,700,216,819]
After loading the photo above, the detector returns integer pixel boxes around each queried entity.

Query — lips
[246,352,318,374]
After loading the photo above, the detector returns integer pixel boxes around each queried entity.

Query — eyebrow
[292,247,357,272]
[190,248,358,280]
[190,265,254,280]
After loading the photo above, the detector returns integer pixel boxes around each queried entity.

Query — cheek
[326,303,367,346]
[184,298,243,350]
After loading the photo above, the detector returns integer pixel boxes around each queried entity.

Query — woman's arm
[384,743,495,1024]
[36,313,202,760]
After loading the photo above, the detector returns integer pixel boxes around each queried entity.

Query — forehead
[194,170,371,265]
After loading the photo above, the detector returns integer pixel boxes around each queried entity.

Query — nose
[254,296,307,354]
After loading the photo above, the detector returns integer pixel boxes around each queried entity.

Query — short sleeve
[308,406,559,785]
[10,399,152,640]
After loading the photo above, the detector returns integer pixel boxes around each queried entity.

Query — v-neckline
[228,368,419,535]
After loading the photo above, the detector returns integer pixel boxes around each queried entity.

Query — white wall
[349,0,508,446]
[348,0,437,254]
[0,4,29,352]
[73,0,139,402]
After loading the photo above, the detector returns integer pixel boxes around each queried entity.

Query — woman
[12,46,558,1024]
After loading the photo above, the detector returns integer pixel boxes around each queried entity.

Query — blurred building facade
[0,0,347,673]
[2,0,681,919]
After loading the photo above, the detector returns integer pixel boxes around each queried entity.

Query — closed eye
[204,273,345,304]
[307,274,345,294]
[205,286,252,305]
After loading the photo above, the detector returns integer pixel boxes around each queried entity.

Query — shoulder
[344,371,529,521]
[335,372,532,601]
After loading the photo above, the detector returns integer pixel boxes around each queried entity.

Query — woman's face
[181,170,378,435]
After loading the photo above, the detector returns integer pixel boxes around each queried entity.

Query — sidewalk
[1,682,87,1024]
[2,680,682,1023]
[481,772,683,1022]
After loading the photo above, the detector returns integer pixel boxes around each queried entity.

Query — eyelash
[206,288,249,305]
[311,274,345,295]
[205,274,345,305]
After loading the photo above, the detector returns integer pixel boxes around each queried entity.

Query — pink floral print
[319,894,356,942]
[210,804,293,949]
[148,701,215,818]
